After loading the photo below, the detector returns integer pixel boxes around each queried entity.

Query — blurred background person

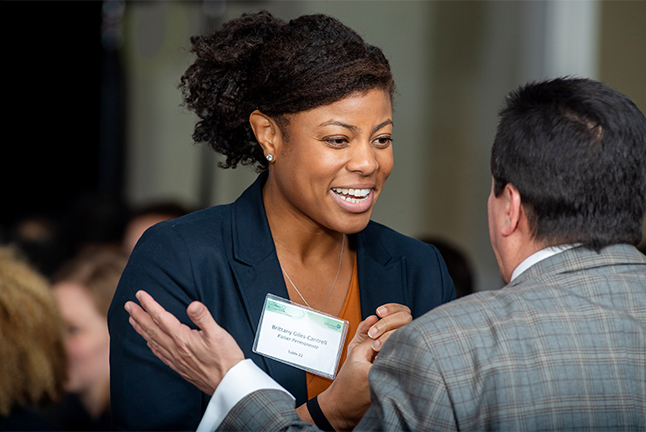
[5,216,69,279]
[47,247,128,431]
[3,194,129,281]
[0,247,67,431]
[122,201,190,254]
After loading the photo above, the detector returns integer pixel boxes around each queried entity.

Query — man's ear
[249,110,281,159]
[500,183,523,237]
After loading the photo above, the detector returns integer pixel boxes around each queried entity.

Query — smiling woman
[108,10,456,432]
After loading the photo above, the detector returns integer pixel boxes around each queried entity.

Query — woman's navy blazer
[108,172,455,431]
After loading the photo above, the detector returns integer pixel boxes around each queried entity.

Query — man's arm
[214,316,458,432]
[218,390,320,432]
[356,320,457,431]
[198,360,295,432]
[126,291,409,431]
[126,290,245,395]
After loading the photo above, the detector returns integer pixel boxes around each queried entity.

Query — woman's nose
[347,141,379,176]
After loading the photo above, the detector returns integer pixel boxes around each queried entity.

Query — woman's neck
[263,180,344,264]
[263,180,355,314]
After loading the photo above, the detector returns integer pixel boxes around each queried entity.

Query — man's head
[491,78,646,249]
[488,78,646,282]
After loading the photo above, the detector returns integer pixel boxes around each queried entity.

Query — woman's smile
[330,187,374,213]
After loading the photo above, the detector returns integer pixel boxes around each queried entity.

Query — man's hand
[317,303,412,430]
[125,290,244,395]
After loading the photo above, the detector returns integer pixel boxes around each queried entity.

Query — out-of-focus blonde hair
[0,247,67,416]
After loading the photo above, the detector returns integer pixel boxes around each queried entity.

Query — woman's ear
[249,110,280,159]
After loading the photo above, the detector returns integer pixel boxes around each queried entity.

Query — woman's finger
[368,303,412,340]
[375,302,411,319]
[369,329,399,352]
[347,315,379,352]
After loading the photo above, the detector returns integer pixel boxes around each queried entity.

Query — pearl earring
[266,154,274,162]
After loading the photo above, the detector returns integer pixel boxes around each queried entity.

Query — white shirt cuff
[195,359,295,432]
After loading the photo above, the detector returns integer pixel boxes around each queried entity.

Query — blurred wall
[123,1,646,291]
[598,1,646,252]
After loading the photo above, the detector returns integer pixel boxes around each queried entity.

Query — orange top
[306,259,361,399]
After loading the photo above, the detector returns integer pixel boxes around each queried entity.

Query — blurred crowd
[0,199,190,431]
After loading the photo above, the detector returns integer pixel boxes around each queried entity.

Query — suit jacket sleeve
[217,390,319,432]
[356,322,457,431]
[215,324,458,432]
[108,224,208,431]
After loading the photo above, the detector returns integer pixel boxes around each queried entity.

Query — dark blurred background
[4,1,126,274]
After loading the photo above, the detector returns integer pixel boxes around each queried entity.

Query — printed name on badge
[253,294,348,379]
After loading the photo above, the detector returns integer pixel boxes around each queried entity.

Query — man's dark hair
[491,77,646,250]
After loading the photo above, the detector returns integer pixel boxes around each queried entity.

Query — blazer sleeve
[356,321,457,431]
[108,224,207,431]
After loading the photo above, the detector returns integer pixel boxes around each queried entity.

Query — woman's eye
[373,136,392,147]
[67,325,81,336]
[324,137,349,147]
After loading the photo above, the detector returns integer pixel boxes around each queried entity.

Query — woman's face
[53,282,110,395]
[268,89,394,234]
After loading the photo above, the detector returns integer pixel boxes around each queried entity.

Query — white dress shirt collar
[510,244,579,282]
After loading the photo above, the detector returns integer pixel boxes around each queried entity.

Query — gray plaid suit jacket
[218,244,646,431]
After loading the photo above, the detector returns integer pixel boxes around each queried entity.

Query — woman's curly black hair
[179,10,396,171]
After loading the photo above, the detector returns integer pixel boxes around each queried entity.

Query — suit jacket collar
[231,171,275,266]
[509,243,646,288]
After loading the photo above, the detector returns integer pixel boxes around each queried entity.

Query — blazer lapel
[356,224,407,318]
[228,173,308,403]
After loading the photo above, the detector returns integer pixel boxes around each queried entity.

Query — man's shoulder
[405,289,513,337]
[405,244,646,342]
[386,245,646,431]
[513,243,646,287]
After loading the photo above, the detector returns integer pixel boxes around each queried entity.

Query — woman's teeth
[332,188,371,203]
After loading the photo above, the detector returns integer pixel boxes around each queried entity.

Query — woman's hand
[350,303,413,352]
[316,303,412,430]
[125,290,244,395]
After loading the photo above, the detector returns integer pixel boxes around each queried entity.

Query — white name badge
[253,294,349,379]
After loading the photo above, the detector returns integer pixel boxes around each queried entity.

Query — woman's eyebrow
[318,119,393,133]
[372,119,393,133]
[318,120,358,132]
